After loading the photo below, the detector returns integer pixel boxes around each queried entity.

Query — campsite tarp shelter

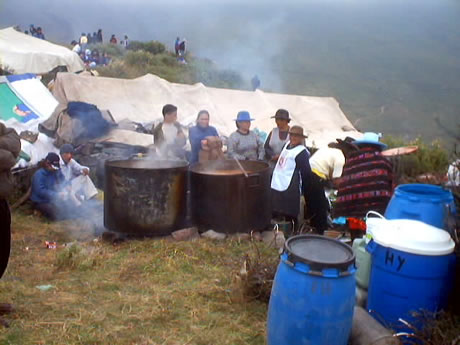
[0,74,58,166]
[52,73,361,148]
[0,27,84,74]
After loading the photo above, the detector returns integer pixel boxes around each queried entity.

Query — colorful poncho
[333,147,393,218]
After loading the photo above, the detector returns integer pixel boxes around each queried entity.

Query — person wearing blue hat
[334,132,393,219]
[227,111,264,161]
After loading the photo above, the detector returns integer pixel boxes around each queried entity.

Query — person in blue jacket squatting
[30,152,80,220]
[188,110,219,164]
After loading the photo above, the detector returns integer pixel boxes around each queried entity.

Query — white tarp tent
[52,72,361,148]
[0,27,84,74]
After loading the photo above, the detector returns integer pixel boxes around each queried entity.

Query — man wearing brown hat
[271,126,312,229]
[264,109,291,170]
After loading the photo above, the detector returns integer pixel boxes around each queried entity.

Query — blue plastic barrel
[267,235,356,345]
[385,183,455,229]
[366,219,456,332]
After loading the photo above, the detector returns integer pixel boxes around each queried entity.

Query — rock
[355,286,368,308]
[261,230,286,248]
[251,231,262,241]
[101,231,126,244]
[229,233,251,241]
[201,229,226,240]
[171,227,199,241]
[350,306,400,345]
[0,304,14,315]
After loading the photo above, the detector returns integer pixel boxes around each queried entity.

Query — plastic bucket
[384,183,455,229]
[366,219,456,331]
[267,235,356,345]
[353,239,371,289]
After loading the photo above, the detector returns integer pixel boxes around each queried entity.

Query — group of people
[71,30,114,67]
[73,30,104,48]
[30,144,98,221]
[14,25,46,39]
[151,104,393,233]
[21,103,393,234]
[109,34,129,47]
[154,105,394,233]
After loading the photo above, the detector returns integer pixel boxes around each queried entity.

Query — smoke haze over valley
[1,0,459,146]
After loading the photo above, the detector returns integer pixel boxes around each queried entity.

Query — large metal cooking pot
[104,159,188,236]
[190,160,271,233]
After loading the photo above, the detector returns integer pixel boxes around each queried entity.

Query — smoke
[2,0,460,143]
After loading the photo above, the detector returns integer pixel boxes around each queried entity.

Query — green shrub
[127,40,166,55]
[89,43,125,58]
[382,136,450,177]
[56,243,96,270]
[124,50,154,68]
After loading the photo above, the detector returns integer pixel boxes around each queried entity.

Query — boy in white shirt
[59,144,97,201]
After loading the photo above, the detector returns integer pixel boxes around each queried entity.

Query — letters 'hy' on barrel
[366,219,456,333]
[267,235,356,345]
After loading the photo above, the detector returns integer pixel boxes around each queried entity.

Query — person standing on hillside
[175,37,181,57]
[35,27,45,40]
[0,123,21,326]
[79,33,88,51]
[97,29,103,43]
[251,75,261,91]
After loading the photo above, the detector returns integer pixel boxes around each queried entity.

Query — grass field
[0,210,274,345]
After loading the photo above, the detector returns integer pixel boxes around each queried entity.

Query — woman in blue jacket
[188,110,219,164]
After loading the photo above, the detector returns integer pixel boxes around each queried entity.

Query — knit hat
[45,152,61,170]
[60,144,75,154]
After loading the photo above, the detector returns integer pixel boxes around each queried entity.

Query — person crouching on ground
[59,144,97,201]
[271,126,313,231]
[30,152,78,220]
[227,111,264,161]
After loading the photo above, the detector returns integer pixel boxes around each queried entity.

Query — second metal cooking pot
[190,160,271,233]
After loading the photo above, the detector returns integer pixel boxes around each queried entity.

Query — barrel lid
[371,219,455,256]
[394,183,454,203]
[285,235,355,272]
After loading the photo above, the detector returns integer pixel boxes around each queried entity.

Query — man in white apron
[271,126,311,228]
